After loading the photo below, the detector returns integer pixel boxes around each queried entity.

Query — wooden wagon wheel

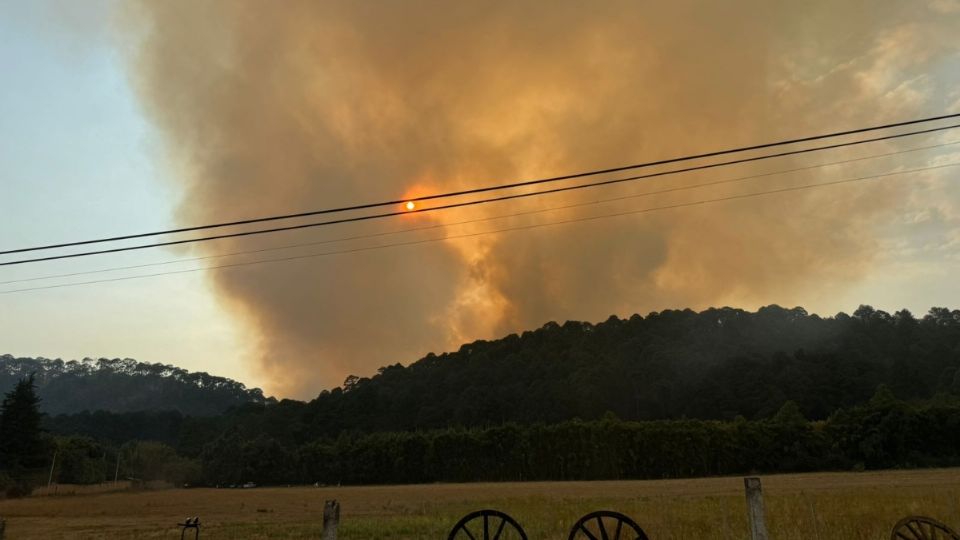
[567,510,649,540]
[447,509,528,540]
[891,516,960,540]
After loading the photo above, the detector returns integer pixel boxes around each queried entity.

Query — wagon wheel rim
[447,509,528,540]
[567,510,649,540]
[891,516,960,540]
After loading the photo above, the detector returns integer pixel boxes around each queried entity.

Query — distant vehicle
[242,482,256,489]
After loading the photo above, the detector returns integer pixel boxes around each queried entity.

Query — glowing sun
[405,201,416,211]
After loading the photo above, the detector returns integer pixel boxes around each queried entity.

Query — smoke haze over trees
[118,0,960,397]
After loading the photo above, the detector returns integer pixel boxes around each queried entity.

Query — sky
[1,0,959,399]
[0,1,254,385]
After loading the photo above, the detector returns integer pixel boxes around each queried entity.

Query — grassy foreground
[1,469,959,539]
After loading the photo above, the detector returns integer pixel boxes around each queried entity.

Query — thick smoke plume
[122,1,959,398]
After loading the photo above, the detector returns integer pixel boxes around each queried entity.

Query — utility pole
[47,450,57,488]
[114,451,121,484]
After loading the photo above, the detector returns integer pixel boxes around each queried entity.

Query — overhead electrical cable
[3,160,957,295]
[3,122,959,268]
[4,138,957,286]
[2,113,959,256]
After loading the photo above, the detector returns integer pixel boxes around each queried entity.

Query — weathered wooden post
[0,516,6,539]
[321,500,340,540]
[744,477,769,540]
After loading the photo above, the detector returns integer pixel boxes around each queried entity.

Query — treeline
[0,355,272,416]
[271,305,960,436]
[8,304,960,494]
[45,438,200,487]
[39,389,960,487]
[44,306,960,448]
[0,376,204,496]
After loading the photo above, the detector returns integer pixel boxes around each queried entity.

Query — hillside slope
[0,355,271,415]
[290,304,960,437]
[12,304,960,432]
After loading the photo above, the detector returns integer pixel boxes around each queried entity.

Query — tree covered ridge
[0,355,273,416]
[9,304,960,427]
[298,304,960,436]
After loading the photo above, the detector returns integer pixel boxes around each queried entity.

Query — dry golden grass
[1,469,959,539]
[30,481,134,498]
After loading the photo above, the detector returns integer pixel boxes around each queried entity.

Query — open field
[2,469,959,539]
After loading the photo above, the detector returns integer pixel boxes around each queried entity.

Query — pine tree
[0,375,47,472]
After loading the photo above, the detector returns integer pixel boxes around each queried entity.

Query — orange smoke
[120,0,959,397]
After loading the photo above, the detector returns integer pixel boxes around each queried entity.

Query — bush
[0,467,43,498]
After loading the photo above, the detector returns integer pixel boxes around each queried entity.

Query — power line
[3,122,959,268]
[3,160,956,295]
[3,112,959,256]
[4,138,957,286]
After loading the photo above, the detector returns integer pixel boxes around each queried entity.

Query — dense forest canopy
[0,356,272,416]
[291,304,960,436]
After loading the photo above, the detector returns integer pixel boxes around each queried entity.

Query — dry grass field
[1,469,959,539]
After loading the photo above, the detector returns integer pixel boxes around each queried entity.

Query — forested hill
[15,304,960,436]
[290,305,960,437]
[0,355,272,415]
[24,305,960,489]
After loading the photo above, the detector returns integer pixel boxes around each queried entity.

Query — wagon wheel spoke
[461,527,477,540]
[613,519,623,540]
[897,526,919,540]
[892,516,960,540]
[577,524,600,540]
[491,517,508,540]
[596,516,611,540]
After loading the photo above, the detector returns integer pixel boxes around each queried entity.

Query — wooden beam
[321,500,340,540]
[744,477,769,540]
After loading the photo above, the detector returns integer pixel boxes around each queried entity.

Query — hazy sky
[2,0,959,399]
[0,1,254,385]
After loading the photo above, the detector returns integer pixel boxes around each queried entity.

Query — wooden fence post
[744,477,769,540]
[321,500,340,540]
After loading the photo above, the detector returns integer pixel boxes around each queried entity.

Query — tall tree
[0,375,47,472]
